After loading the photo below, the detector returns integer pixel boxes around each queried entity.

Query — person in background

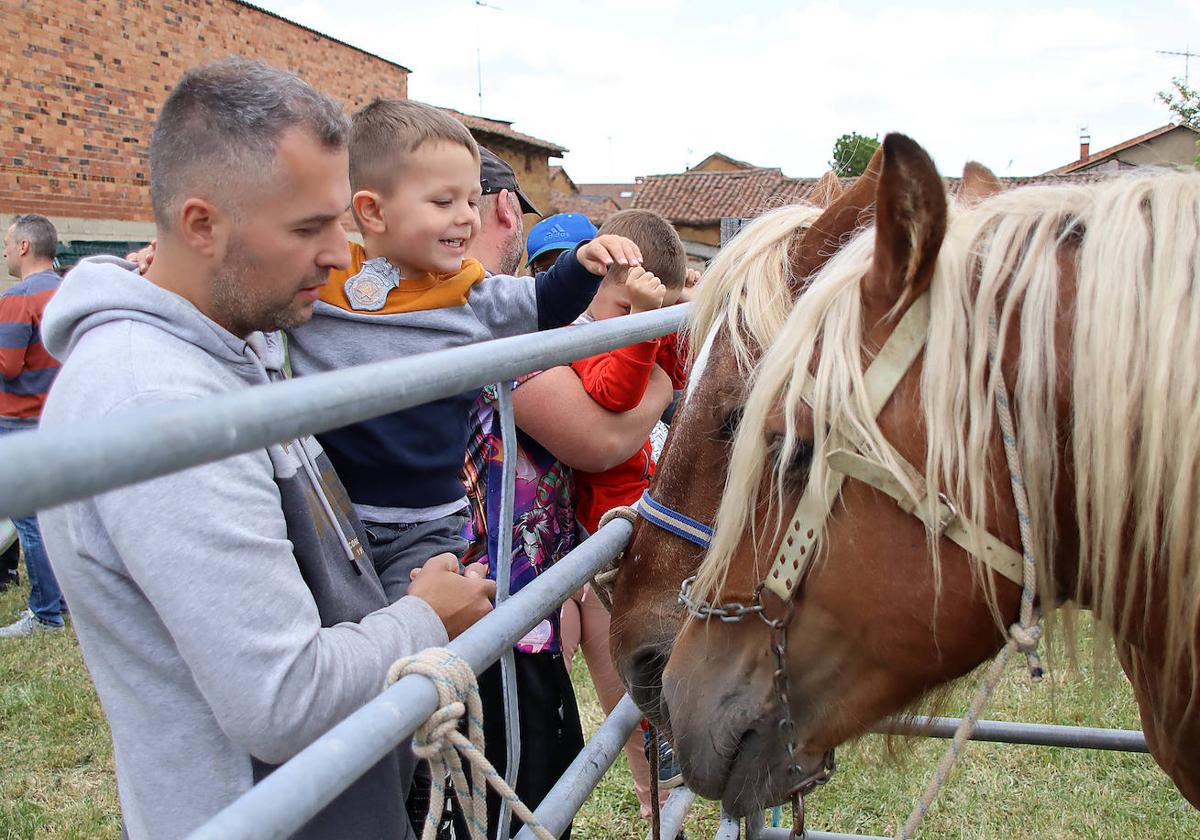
[0,213,67,636]
[525,213,597,275]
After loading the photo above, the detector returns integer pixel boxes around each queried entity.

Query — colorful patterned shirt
[461,373,576,653]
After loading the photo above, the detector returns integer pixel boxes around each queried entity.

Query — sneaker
[644,731,684,789]
[0,609,65,638]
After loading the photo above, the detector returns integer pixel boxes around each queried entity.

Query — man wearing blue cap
[526,213,598,275]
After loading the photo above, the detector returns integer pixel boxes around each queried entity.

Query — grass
[1,565,1196,840]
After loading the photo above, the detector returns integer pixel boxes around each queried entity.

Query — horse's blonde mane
[685,203,824,374]
[699,170,1200,691]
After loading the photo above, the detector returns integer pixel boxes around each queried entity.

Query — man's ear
[177,197,223,259]
[352,190,387,235]
[494,189,519,230]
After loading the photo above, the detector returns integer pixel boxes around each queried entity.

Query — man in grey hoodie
[36,58,495,840]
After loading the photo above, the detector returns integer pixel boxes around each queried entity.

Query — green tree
[829,132,881,176]
[1157,76,1200,128]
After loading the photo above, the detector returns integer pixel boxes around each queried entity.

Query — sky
[257,0,1200,182]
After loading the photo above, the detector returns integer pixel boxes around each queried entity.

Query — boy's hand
[126,239,157,275]
[626,266,667,314]
[676,267,702,303]
[576,235,642,275]
[408,553,496,639]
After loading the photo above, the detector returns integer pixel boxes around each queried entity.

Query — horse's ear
[788,145,885,284]
[863,134,947,315]
[958,161,1002,206]
[807,170,844,209]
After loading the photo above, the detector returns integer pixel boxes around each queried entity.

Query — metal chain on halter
[678,575,763,622]
[759,585,836,839]
[895,312,1045,839]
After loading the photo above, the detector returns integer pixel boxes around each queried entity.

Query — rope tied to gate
[386,647,556,840]
[590,505,639,612]
[895,314,1045,839]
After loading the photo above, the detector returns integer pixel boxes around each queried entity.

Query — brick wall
[0,0,409,228]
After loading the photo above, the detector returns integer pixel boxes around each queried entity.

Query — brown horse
[608,166,875,716]
[631,133,1200,816]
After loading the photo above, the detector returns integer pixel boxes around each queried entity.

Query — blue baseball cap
[526,213,598,266]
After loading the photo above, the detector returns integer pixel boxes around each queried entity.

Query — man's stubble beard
[210,235,324,338]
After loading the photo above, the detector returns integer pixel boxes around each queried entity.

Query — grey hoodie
[38,258,446,840]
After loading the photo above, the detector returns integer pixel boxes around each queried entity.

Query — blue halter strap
[637,489,713,550]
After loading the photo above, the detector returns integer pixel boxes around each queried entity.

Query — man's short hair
[598,209,687,288]
[149,57,350,230]
[10,214,58,261]
[349,99,479,195]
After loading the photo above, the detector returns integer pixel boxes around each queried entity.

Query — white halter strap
[762,291,1023,601]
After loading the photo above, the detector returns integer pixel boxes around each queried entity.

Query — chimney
[1079,126,1091,163]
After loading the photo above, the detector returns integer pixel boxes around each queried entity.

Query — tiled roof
[633,167,1115,226]
[436,106,567,155]
[547,191,622,225]
[575,183,639,209]
[1049,124,1197,174]
[633,168,791,224]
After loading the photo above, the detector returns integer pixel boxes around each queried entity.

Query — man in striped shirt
[0,213,66,636]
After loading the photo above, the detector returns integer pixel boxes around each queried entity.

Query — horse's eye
[717,406,744,441]
[769,436,814,486]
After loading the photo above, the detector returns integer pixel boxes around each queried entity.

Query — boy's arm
[534,244,602,330]
[512,363,672,473]
[570,340,660,412]
[655,331,690,390]
[0,292,33,379]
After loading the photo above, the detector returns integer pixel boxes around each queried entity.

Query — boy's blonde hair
[597,209,687,288]
[349,99,479,195]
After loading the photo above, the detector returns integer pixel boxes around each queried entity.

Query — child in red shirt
[570,209,689,534]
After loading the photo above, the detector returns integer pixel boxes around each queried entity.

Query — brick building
[1,0,410,261]
[1,0,565,273]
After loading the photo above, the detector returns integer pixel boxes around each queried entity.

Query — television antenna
[1157,46,1200,85]
[475,1,502,113]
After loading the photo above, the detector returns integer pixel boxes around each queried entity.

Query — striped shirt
[0,269,62,422]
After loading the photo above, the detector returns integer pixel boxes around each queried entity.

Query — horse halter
[637,289,1032,836]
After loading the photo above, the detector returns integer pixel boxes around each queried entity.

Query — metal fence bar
[495,381,520,840]
[648,787,697,840]
[512,693,643,840]
[188,518,632,840]
[715,809,741,840]
[0,306,688,519]
[873,715,1148,752]
[756,829,890,840]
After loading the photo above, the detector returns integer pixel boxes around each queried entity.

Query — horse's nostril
[626,645,670,721]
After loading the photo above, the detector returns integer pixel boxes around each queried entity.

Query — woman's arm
[512,363,672,473]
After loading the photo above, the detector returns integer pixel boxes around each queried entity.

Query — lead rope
[896,313,1044,839]
[387,648,556,840]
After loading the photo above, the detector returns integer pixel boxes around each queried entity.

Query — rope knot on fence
[387,647,557,840]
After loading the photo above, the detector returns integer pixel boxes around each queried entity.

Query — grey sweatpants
[363,511,469,603]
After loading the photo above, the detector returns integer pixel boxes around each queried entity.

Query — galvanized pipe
[873,715,1147,752]
[648,787,697,840]
[495,382,520,840]
[188,518,632,840]
[512,694,643,840]
[756,829,890,840]
[0,306,688,519]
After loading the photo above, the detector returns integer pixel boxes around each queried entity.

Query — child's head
[349,99,482,277]
[588,210,687,319]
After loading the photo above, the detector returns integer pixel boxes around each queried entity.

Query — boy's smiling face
[375,140,482,277]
